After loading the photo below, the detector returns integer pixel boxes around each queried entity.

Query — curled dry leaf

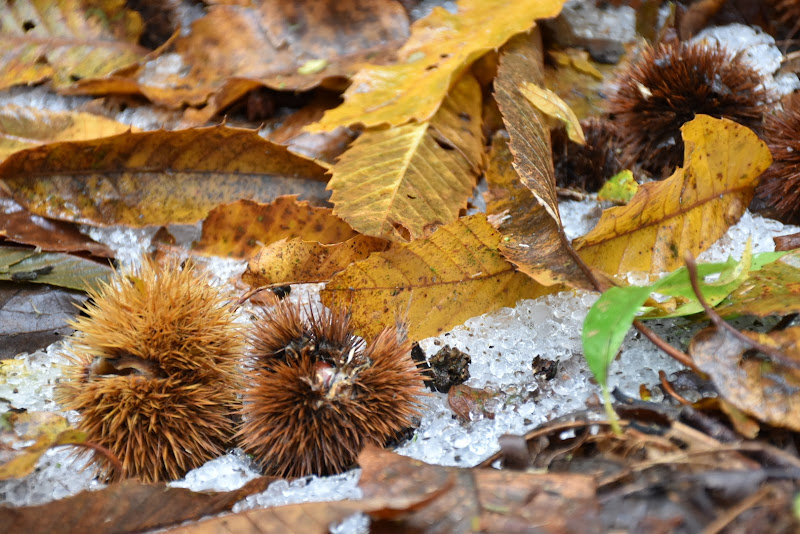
[193,196,358,259]
[321,214,552,342]
[0,0,147,90]
[242,234,388,287]
[0,126,329,227]
[326,72,483,241]
[690,325,800,431]
[308,0,567,131]
[574,115,771,277]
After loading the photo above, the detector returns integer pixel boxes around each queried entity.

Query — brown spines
[752,93,800,224]
[552,118,624,192]
[607,40,769,177]
[239,302,425,478]
[55,258,243,483]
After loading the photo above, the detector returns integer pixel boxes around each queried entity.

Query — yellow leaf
[519,82,585,145]
[574,115,772,276]
[242,235,388,287]
[320,214,552,342]
[327,72,483,241]
[0,0,146,90]
[0,105,133,164]
[307,0,566,131]
[0,126,329,227]
[194,197,358,259]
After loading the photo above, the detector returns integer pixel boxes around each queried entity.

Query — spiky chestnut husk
[55,258,243,483]
[552,118,624,192]
[752,94,800,224]
[607,40,768,177]
[238,302,424,478]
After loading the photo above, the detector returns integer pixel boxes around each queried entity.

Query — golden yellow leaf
[0,105,133,164]
[574,115,771,276]
[193,197,358,259]
[320,214,552,342]
[0,126,329,227]
[0,0,147,90]
[327,72,483,241]
[519,82,585,145]
[307,0,566,131]
[242,235,388,287]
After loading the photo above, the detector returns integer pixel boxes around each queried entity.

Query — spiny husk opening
[239,301,425,478]
[56,257,244,483]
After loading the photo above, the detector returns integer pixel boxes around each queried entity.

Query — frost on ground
[1,206,797,514]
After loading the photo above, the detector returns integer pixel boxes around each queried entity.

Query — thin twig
[658,370,692,406]
[633,320,700,371]
[59,441,123,473]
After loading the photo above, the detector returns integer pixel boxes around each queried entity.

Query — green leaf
[582,284,654,390]
[597,170,638,204]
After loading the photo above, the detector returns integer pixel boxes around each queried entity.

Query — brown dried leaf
[0,126,329,227]
[242,235,388,287]
[359,446,599,533]
[193,196,357,259]
[0,477,273,534]
[689,325,800,431]
[0,196,113,258]
[75,0,409,117]
[447,384,497,422]
[485,133,595,290]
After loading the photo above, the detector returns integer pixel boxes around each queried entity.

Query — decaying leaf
[597,170,638,204]
[714,249,800,319]
[193,196,358,259]
[0,246,112,291]
[326,72,483,241]
[73,0,410,118]
[484,133,593,290]
[0,105,132,164]
[0,477,273,534]
[0,284,85,358]
[242,235,388,287]
[690,325,800,431]
[358,446,599,533]
[448,384,497,421]
[0,0,147,90]
[321,214,552,342]
[574,115,772,277]
[0,126,329,227]
[308,0,566,131]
